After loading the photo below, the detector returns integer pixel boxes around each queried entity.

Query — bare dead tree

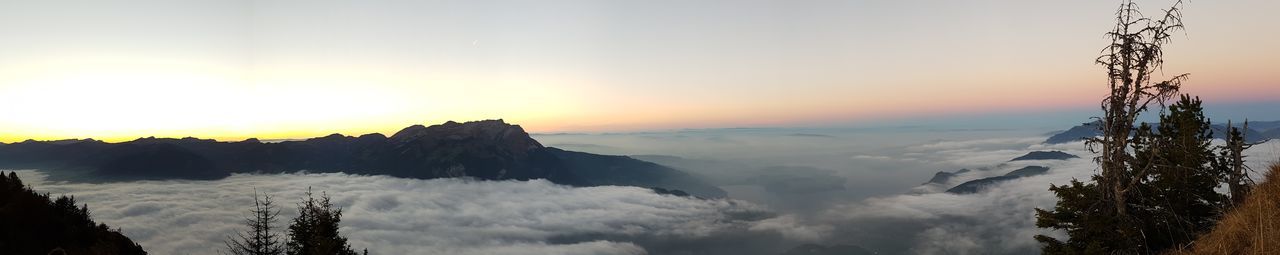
[1086,0,1188,220]
[1221,120,1265,207]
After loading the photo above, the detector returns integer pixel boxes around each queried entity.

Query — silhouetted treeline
[0,171,146,254]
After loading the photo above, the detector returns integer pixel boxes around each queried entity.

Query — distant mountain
[927,151,1062,194]
[946,166,1049,194]
[1242,120,1280,132]
[1045,121,1101,144]
[1265,128,1280,140]
[92,143,223,180]
[545,148,727,198]
[0,120,726,198]
[924,171,956,185]
[922,169,969,185]
[1003,166,1050,177]
[946,175,1021,194]
[1010,151,1078,161]
[1208,124,1268,143]
[1046,120,1275,144]
[0,171,147,254]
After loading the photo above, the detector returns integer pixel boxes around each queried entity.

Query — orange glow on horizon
[1,1,1278,143]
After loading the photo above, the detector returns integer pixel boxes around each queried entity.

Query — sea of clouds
[812,139,1100,254]
[12,128,1280,255]
[793,137,1273,254]
[539,129,1280,254]
[13,171,801,255]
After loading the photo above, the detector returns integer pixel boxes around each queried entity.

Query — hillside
[1173,163,1280,254]
[0,171,146,254]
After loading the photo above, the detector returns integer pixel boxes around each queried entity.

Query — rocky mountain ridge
[0,120,727,198]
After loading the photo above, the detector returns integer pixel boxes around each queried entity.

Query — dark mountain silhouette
[946,166,1049,194]
[92,143,223,180]
[1010,151,1078,161]
[547,148,727,198]
[924,171,955,185]
[1046,120,1274,144]
[0,171,147,254]
[647,187,693,197]
[1045,121,1102,144]
[946,175,1022,194]
[0,120,726,198]
[922,169,969,185]
[1003,166,1050,177]
[926,150,1063,192]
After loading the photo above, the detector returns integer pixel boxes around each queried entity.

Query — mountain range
[917,150,1073,194]
[1045,120,1277,144]
[0,120,726,198]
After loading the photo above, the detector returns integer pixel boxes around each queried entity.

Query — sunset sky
[1,0,1277,142]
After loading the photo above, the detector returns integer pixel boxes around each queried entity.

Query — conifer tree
[224,190,284,255]
[1132,95,1225,250]
[285,188,358,255]
[1037,96,1227,254]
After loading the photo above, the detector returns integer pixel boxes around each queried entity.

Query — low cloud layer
[808,139,1280,254]
[568,127,1280,254]
[14,171,797,255]
[13,128,1279,255]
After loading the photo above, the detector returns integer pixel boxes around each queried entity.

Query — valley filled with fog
[12,125,1280,254]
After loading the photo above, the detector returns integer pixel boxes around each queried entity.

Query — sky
[0,0,1278,142]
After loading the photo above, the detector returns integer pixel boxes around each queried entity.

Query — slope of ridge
[547,148,728,198]
[0,171,146,254]
[1045,121,1102,144]
[1010,151,1078,161]
[0,120,727,198]
[1173,162,1280,255]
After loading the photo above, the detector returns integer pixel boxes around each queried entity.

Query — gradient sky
[0,0,1277,142]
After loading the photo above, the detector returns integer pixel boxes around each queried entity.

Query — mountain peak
[389,119,541,149]
[390,124,428,140]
